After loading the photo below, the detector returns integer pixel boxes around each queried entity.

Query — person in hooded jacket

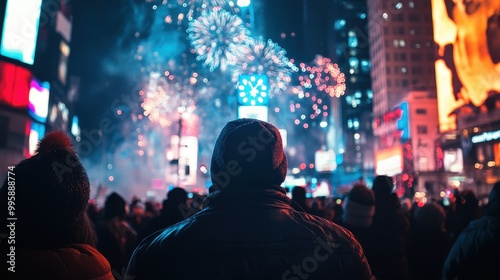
[442,181,500,280]
[126,118,375,280]
[0,131,114,280]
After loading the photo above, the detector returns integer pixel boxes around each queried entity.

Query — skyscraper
[331,0,374,183]
[367,0,436,116]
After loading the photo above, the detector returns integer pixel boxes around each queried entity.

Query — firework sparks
[187,9,250,71]
[141,72,196,127]
[298,55,346,98]
[233,36,296,95]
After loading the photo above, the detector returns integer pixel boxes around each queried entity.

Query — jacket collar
[202,185,292,210]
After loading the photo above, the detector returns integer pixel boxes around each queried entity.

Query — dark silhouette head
[210,118,287,190]
[166,187,188,206]
[372,175,394,197]
[104,192,127,220]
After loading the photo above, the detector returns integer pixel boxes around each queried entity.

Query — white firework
[234,36,296,95]
[187,9,250,71]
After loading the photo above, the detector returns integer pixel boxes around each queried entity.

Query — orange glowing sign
[432,0,500,132]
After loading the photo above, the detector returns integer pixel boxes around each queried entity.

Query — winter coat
[126,186,375,280]
[442,194,500,280]
[13,244,114,280]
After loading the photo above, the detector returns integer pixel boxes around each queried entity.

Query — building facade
[0,0,78,173]
[367,0,435,116]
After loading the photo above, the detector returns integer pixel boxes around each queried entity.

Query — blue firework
[187,9,250,71]
[233,36,296,95]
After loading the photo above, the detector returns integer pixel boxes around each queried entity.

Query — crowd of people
[1,119,499,280]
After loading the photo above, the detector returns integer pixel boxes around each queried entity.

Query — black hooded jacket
[126,186,375,280]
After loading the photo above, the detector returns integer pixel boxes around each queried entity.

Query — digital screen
[28,121,45,156]
[28,78,50,123]
[237,105,269,122]
[0,61,31,107]
[443,148,464,172]
[375,145,403,176]
[0,0,43,65]
[432,0,500,132]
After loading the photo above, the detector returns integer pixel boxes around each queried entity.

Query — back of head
[104,192,127,220]
[166,187,188,205]
[292,186,307,201]
[342,184,376,227]
[414,202,446,230]
[210,118,287,190]
[0,131,92,248]
[372,175,394,198]
[487,181,500,216]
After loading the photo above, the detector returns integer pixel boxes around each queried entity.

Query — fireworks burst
[233,37,296,95]
[298,55,346,98]
[287,86,330,129]
[141,72,196,127]
[177,0,236,21]
[187,9,250,71]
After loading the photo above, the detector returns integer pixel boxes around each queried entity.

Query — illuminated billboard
[28,78,50,123]
[0,0,43,65]
[432,0,500,132]
[237,106,269,122]
[375,145,403,176]
[0,61,31,107]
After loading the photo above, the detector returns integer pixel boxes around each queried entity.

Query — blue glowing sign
[237,74,270,106]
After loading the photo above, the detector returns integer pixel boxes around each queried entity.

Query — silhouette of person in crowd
[340,183,376,263]
[407,202,453,280]
[126,118,375,279]
[443,181,500,280]
[291,185,313,214]
[139,187,195,243]
[95,192,137,273]
[369,175,410,280]
[0,131,114,279]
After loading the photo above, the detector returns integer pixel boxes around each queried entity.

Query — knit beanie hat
[210,118,287,190]
[1,131,90,248]
[372,175,394,197]
[342,184,376,227]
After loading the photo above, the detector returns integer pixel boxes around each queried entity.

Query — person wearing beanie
[407,202,453,280]
[342,183,376,228]
[443,181,500,280]
[126,118,375,279]
[95,191,137,273]
[0,131,114,279]
[369,175,411,280]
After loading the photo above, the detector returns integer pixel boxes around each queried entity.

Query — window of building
[348,30,358,48]
[402,79,409,86]
[400,53,407,61]
[361,60,370,72]
[409,14,420,21]
[411,53,423,61]
[386,67,391,74]
[417,125,428,134]
[416,108,427,115]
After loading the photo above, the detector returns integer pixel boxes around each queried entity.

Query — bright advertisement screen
[28,121,45,156]
[0,0,43,65]
[237,106,269,122]
[443,148,464,172]
[432,0,500,132]
[28,78,50,123]
[375,145,403,176]
[0,61,31,107]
